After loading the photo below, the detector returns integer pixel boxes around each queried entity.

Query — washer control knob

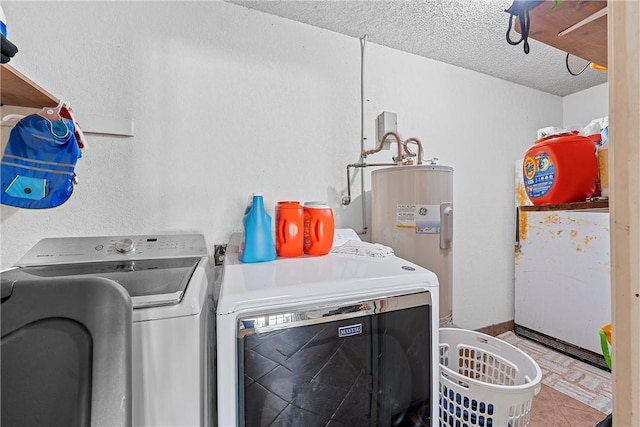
[116,262,135,272]
[115,238,135,253]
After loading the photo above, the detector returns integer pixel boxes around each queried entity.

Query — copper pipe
[361,131,403,163]
[403,137,424,165]
[342,162,398,206]
[366,163,398,167]
[359,35,368,234]
[344,164,355,205]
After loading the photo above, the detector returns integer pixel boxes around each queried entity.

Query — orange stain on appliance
[570,229,582,252]
[583,235,595,247]
[519,211,529,242]
[543,213,562,225]
[516,182,531,206]
[557,229,564,237]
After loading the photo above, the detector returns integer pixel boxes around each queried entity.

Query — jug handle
[279,220,288,244]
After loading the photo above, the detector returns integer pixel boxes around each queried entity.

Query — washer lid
[1,257,201,309]
[5,234,209,309]
[15,234,208,266]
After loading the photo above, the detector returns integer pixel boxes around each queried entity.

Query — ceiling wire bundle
[505,0,532,54]
[505,0,609,77]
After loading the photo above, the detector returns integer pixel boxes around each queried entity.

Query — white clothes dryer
[2,234,218,427]
[217,230,440,427]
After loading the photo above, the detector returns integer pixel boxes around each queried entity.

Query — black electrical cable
[566,53,591,76]
[505,0,531,54]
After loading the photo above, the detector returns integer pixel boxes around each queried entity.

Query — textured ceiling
[229,0,608,97]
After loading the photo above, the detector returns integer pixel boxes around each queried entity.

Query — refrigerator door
[515,209,611,356]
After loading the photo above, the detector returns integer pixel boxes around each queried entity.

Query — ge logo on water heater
[418,207,428,216]
[338,323,363,338]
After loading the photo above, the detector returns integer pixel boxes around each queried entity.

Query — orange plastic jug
[303,202,334,256]
[275,201,304,257]
[522,133,598,205]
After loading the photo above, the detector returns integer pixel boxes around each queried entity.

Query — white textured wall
[1,1,563,329]
[563,82,609,129]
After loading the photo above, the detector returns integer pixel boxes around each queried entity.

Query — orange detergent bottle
[522,133,598,205]
[303,201,334,256]
[275,201,304,257]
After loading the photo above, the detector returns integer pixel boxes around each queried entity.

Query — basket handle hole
[442,370,470,390]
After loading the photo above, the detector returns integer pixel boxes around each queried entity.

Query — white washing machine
[217,230,440,427]
[1,234,218,426]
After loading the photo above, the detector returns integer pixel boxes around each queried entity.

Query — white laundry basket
[439,328,542,427]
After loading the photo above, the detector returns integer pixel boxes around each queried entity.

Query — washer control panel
[15,234,208,266]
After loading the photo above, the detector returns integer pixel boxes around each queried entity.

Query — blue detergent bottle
[239,193,276,263]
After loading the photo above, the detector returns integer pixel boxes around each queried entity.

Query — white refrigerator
[514,162,611,369]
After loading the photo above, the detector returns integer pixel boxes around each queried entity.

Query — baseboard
[474,320,515,337]
[514,324,609,371]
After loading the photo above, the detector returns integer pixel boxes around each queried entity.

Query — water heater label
[396,204,417,228]
[415,204,440,234]
[523,153,555,198]
[395,204,440,234]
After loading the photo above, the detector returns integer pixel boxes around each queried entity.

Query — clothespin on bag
[37,100,74,140]
[59,102,86,149]
[39,100,64,122]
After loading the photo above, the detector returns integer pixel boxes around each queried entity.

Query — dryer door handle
[131,291,184,309]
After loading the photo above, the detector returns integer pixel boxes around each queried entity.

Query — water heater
[371,164,454,326]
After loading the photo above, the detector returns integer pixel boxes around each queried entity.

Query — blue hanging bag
[1,113,81,209]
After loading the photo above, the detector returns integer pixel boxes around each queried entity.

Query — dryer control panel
[15,234,208,266]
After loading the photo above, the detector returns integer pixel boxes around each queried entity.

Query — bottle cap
[304,201,329,208]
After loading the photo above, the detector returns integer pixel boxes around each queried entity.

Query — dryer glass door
[237,291,432,426]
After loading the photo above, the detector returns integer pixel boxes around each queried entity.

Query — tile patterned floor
[531,384,608,427]
[498,331,612,424]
